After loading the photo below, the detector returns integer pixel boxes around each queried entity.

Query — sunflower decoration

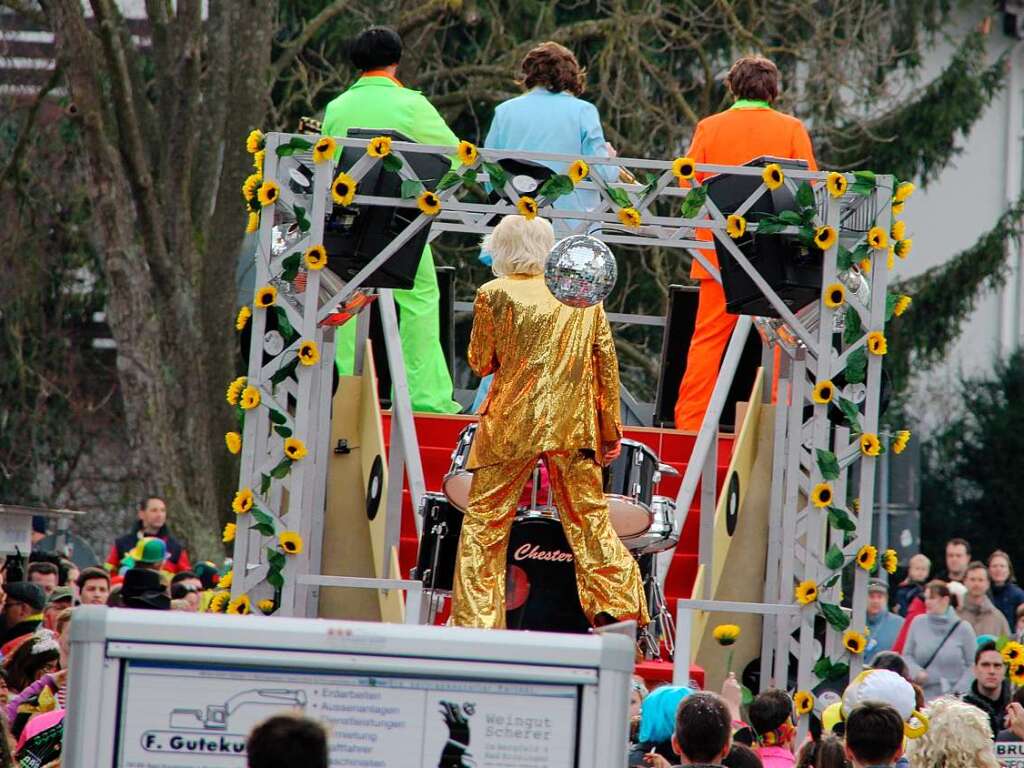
[1003,641,1024,665]
[516,196,539,220]
[712,624,741,646]
[762,163,784,190]
[242,172,262,205]
[245,129,264,154]
[866,331,888,356]
[814,225,837,251]
[812,380,835,405]
[367,135,392,158]
[793,691,815,716]
[860,433,882,457]
[219,570,233,590]
[891,430,911,455]
[254,284,277,309]
[881,548,899,575]
[895,239,913,259]
[894,181,915,203]
[843,630,867,655]
[240,385,261,410]
[726,214,747,239]
[297,340,320,367]
[856,545,878,572]
[284,437,308,461]
[893,295,912,317]
[887,246,896,271]
[457,140,479,166]
[257,180,280,207]
[867,227,888,250]
[672,156,696,180]
[232,487,254,515]
[418,190,442,216]
[226,376,246,406]
[810,482,833,508]
[826,172,848,198]
[1011,664,1024,687]
[227,594,252,615]
[223,522,237,544]
[279,530,304,555]
[208,591,230,614]
[304,244,327,271]
[823,283,845,310]
[235,306,251,332]
[859,258,872,274]
[892,201,905,216]
[891,220,906,241]
[795,580,819,606]
[312,136,336,164]
[253,150,265,172]
[246,212,260,233]
[258,599,276,615]
[331,172,357,206]
[568,159,589,184]
[225,431,242,455]
[618,207,642,229]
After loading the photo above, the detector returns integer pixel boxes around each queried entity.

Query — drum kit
[412,424,681,658]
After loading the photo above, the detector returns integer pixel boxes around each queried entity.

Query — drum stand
[422,519,450,625]
[639,556,675,660]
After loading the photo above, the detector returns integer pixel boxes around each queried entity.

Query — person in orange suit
[675,56,817,431]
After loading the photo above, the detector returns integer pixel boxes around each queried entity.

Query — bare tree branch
[271,0,353,82]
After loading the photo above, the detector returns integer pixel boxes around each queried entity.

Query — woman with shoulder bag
[903,580,977,701]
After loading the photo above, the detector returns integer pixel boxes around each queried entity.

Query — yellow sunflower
[860,433,881,457]
[222,522,237,544]
[894,181,915,203]
[312,136,336,164]
[232,487,254,515]
[814,225,838,251]
[284,437,308,461]
[867,330,888,356]
[618,207,642,228]
[254,284,277,308]
[257,180,280,207]
[887,247,895,271]
[810,482,833,508]
[826,172,848,198]
[867,226,888,250]
[892,201,905,216]
[226,376,246,405]
[859,257,872,274]
[227,594,252,615]
[893,295,912,317]
[225,431,242,455]
[245,129,264,154]
[762,163,784,190]
[856,544,878,571]
[258,598,275,615]
[891,220,906,241]
[331,172,357,206]
[242,172,262,202]
[895,238,913,259]
[1011,664,1024,687]
[457,140,479,166]
[726,214,747,239]
[235,306,251,331]
[219,570,233,590]
[672,156,696,180]
[881,548,898,575]
[843,630,867,655]
[367,135,392,157]
[812,380,835,405]
[795,580,819,605]
[304,244,327,271]
[279,530,304,555]
[246,212,260,233]
[823,282,845,309]
[297,339,320,366]
[892,430,911,455]
[1003,641,1024,665]
[418,190,442,216]
[253,149,265,172]
[568,159,589,184]
[712,624,741,646]
[208,591,230,613]
[794,691,815,715]
[240,385,260,410]
[516,196,538,220]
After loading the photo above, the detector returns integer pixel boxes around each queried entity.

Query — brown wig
[518,42,586,96]
[725,56,780,102]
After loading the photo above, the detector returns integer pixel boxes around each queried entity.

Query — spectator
[942,538,971,583]
[796,733,847,768]
[844,702,904,768]
[123,537,169,575]
[60,559,78,588]
[26,563,58,596]
[0,668,9,708]
[903,580,976,701]
[170,582,200,612]
[29,517,47,547]
[865,580,904,663]
[724,744,764,768]
[76,567,110,606]
[1016,604,1024,638]
[171,570,203,592]
[4,630,59,696]
[987,550,1024,629]
[0,582,45,653]
[634,686,693,764]
[629,675,648,744]
[962,641,1011,739]
[120,569,170,611]
[665,691,732,767]
[870,651,911,680]
[894,553,930,616]
[247,714,328,768]
[41,587,73,631]
[996,689,1024,741]
[106,495,190,575]
[193,561,221,590]
[957,562,1010,637]
[7,609,72,739]
[748,690,796,768]
[906,696,1000,768]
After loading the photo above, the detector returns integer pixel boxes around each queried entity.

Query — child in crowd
[749,690,796,768]
[844,702,904,768]
[795,733,847,768]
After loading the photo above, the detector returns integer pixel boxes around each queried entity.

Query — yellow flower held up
[257,180,280,207]
[894,181,915,203]
[312,136,336,164]
[843,630,867,655]
[814,225,837,251]
[867,226,888,250]
[235,306,251,331]
[367,135,392,157]
[245,129,264,154]
[254,284,277,308]
[618,207,642,228]
[823,283,846,309]
[304,244,327,271]
[279,530,304,555]
[418,191,442,216]
[568,159,589,184]
[794,691,814,715]
[222,522,236,544]
[232,487,254,515]
[726,214,747,239]
[812,380,835,405]
[826,172,848,198]
[867,330,888,356]
[712,624,741,646]
[227,594,252,615]
[245,212,259,233]
[762,163,784,190]
[516,196,538,220]
[672,157,696,180]
[795,580,819,605]
[284,437,307,461]
[895,239,913,259]
[331,173,357,206]
[856,544,878,571]
[810,482,833,508]
[882,548,898,575]
[240,385,260,410]
[894,295,912,317]
[457,140,479,166]
[860,433,881,457]
[298,340,320,366]
[892,430,911,455]
[225,431,242,455]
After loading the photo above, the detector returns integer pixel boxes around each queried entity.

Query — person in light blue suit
[472,41,619,412]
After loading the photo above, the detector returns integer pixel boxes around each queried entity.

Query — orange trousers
[675,278,736,431]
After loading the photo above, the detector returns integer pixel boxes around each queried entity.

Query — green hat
[129,537,167,565]
[46,586,74,606]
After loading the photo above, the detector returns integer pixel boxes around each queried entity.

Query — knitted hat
[6,582,46,612]
[129,537,167,565]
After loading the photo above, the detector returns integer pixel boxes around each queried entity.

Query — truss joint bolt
[334,439,352,455]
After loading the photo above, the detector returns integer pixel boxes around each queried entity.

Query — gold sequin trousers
[451,450,650,629]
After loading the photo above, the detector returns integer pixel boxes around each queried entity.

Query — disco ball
[544,235,618,308]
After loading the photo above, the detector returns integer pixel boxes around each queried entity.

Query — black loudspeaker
[324,128,450,289]
[705,156,820,317]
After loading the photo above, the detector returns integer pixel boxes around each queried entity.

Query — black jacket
[963,678,1012,738]
[0,616,42,648]
[106,521,190,574]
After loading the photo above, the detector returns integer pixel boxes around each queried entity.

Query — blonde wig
[905,696,999,768]
[483,215,554,277]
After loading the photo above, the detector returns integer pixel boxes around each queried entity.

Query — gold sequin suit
[451,273,650,629]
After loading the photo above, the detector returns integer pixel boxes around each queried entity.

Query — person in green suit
[322,26,460,414]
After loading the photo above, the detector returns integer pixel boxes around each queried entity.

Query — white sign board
[0,512,32,556]
[996,741,1024,768]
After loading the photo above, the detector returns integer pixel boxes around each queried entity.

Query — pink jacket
[757,745,796,768]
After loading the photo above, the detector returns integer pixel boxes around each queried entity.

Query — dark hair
[247,715,328,768]
[725,56,780,102]
[4,636,59,692]
[845,702,904,765]
[1016,603,1024,621]
[348,26,402,71]
[723,743,763,768]
[27,562,57,578]
[138,495,164,510]
[170,570,197,585]
[975,640,1004,665]
[926,579,957,609]
[1013,686,1024,707]
[966,560,988,576]
[518,42,586,96]
[76,566,110,590]
[170,582,199,600]
[796,733,848,768]
[988,549,1016,583]
[748,689,793,735]
[946,537,971,554]
[674,692,731,763]
[870,651,910,680]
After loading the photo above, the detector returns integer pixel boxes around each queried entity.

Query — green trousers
[335,245,460,414]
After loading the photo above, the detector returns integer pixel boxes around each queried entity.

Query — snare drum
[442,424,477,512]
[603,439,658,539]
[623,496,680,554]
[412,493,463,592]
